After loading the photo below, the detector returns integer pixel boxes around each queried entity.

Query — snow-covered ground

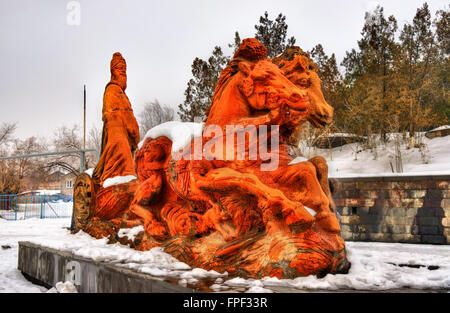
[297,131,450,178]
[0,218,67,292]
[0,218,449,293]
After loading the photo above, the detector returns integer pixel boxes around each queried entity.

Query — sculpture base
[17,241,446,293]
[17,241,195,293]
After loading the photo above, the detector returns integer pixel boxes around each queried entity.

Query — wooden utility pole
[82,84,86,171]
[83,84,86,149]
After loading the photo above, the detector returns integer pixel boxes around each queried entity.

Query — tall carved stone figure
[92,52,140,187]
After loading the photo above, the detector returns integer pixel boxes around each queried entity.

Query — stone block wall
[332,175,450,244]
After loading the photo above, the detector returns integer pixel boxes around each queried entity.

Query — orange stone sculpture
[72,40,351,279]
[92,52,140,187]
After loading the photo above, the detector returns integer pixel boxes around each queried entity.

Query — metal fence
[0,194,73,220]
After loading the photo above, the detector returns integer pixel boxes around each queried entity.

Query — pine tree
[179,12,297,120]
[433,7,450,121]
[398,3,439,145]
[178,46,228,122]
[228,31,241,54]
[254,12,296,58]
[309,44,342,102]
[309,44,345,126]
[341,5,399,140]
[434,7,449,55]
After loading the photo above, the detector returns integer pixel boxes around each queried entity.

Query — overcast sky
[0,0,448,140]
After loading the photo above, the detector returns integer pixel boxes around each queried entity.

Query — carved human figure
[92,52,140,187]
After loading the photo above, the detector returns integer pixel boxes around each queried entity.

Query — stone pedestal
[18,241,195,293]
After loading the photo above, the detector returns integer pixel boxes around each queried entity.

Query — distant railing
[0,194,72,221]
[0,149,98,173]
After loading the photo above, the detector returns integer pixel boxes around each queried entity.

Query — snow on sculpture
[72,39,351,279]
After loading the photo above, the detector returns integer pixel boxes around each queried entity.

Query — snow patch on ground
[103,175,136,188]
[296,134,450,178]
[430,125,450,132]
[0,218,68,293]
[47,281,78,293]
[218,242,450,291]
[1,218,449,292]
[138,121,204,152]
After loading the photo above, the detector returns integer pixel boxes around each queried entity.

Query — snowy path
[0,218,449,293]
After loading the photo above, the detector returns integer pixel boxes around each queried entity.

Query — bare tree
[138,99,174,137]
[53,125,81,151]
[0,161,20,194]
[4,136,48,192]
[0,125,50,193]
[46,125,82,174]
[46,125,96,174]
[88,124,102,157]
[0,122,17,147]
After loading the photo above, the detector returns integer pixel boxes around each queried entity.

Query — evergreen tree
[341,5,399,139]
[178,46,228,122]
[228,31,241,54]
[179,12,297,120]
[434,7,449,56]
[309,44,345,126]
[254,11,296,58]
[433,7,450,121]
[339,2,448,144]
[398,3,439,144]
[309,44,342,102]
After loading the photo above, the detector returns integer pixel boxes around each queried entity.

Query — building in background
[60,172,77,196]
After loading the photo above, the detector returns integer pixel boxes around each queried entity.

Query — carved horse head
[273,46,334,129]
[205,38,311,140]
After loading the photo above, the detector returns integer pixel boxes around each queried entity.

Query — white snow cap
[103,175,136,188]
[84,168,94,177]
[138,121,204,152]
[429,125,450,132]
[118,225,144,241]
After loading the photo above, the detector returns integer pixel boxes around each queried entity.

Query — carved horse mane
[210,39,268,108]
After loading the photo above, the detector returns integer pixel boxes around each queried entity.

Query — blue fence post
[40,195,44,219]
[14,195,17,221]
